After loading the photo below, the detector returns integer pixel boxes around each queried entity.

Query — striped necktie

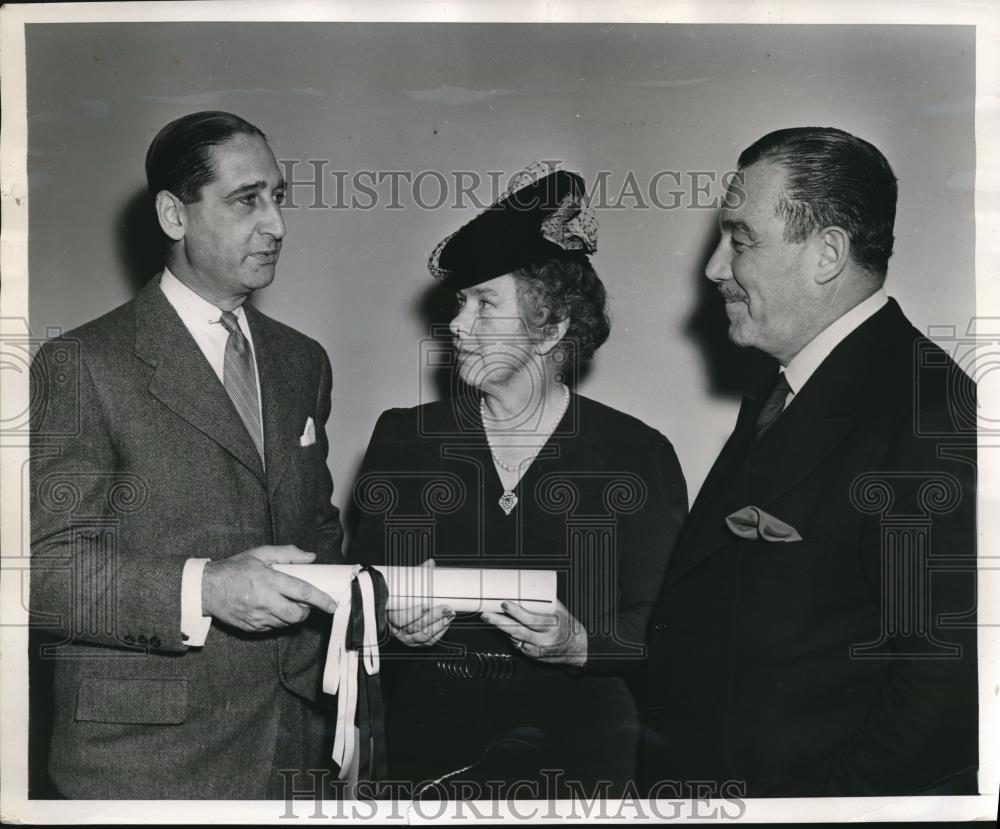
[219,310,264,462]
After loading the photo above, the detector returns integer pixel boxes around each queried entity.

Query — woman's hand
[386,557,453,647]
[481,600,587,667]
[388,603,454,647]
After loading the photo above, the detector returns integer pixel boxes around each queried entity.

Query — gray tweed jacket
[30,275,344,798]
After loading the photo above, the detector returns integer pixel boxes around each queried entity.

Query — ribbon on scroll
[272,563,557,780]
[323,565,388,780]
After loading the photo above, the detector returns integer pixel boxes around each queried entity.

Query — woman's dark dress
[351,393,686,796]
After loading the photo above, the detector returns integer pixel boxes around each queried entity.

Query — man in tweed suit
[30,111,344,798]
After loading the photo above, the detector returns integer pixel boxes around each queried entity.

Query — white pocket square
[299,417,316,447]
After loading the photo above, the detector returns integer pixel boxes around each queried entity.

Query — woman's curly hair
[513,253,611,366]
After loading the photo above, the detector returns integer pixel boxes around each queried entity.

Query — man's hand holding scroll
[202,546,338,632]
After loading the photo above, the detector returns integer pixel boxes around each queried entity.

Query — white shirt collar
[159,267,247,333]
[783,289,889,396]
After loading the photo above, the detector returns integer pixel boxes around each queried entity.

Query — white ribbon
[324,565,382,779]
[357,569,380,676]
[273,563,557,778]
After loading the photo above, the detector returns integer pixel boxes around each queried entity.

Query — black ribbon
[343,565,389,781]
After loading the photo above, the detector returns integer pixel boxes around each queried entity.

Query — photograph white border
[2,1,997,823]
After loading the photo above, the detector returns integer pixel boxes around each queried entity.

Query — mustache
[719,285,749,303]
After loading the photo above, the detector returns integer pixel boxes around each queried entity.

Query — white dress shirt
[779,288,889,405]
[159,267,264,647]
[159,267,263,406]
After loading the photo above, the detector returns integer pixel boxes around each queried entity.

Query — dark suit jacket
[30,276,344,798]
[643,299,978,797]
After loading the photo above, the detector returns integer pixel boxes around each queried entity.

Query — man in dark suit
[30,111,343,798]
[643,127,978,796]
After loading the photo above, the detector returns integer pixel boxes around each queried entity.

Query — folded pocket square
[299,417,316,447]
[725,506,803,542]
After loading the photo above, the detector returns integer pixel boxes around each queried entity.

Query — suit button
[653,623,667,632]
[150,636,161,649]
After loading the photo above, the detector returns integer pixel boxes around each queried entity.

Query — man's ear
[814,226,850,285]
[536,318,570,357]
[154,190,186,242]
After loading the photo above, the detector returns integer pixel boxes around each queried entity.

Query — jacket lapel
[664,346,780,580]
[663,394,763,583]
[746,301,913,509]
[743,379,856,510]
[666,300,905,585]
[133,277,265,486]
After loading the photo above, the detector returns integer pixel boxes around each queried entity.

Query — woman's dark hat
[428,161,598,290]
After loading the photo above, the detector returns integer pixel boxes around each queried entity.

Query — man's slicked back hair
[738,127,898,278]
[145,110,267,204]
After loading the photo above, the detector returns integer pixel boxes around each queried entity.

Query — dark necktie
[752,372,792,442]
[219,310,264,462]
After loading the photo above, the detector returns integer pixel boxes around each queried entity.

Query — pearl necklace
[481,384,571,515]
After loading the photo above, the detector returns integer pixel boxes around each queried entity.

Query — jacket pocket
[75,678,188,724]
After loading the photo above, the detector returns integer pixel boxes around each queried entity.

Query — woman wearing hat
[351,163,687,796]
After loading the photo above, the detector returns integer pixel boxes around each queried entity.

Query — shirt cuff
[181,558,212,647]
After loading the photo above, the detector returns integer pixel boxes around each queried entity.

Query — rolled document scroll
[272,563,557,613]
[271,563,558,780]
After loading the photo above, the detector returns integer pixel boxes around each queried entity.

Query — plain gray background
[26,22,976,511]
